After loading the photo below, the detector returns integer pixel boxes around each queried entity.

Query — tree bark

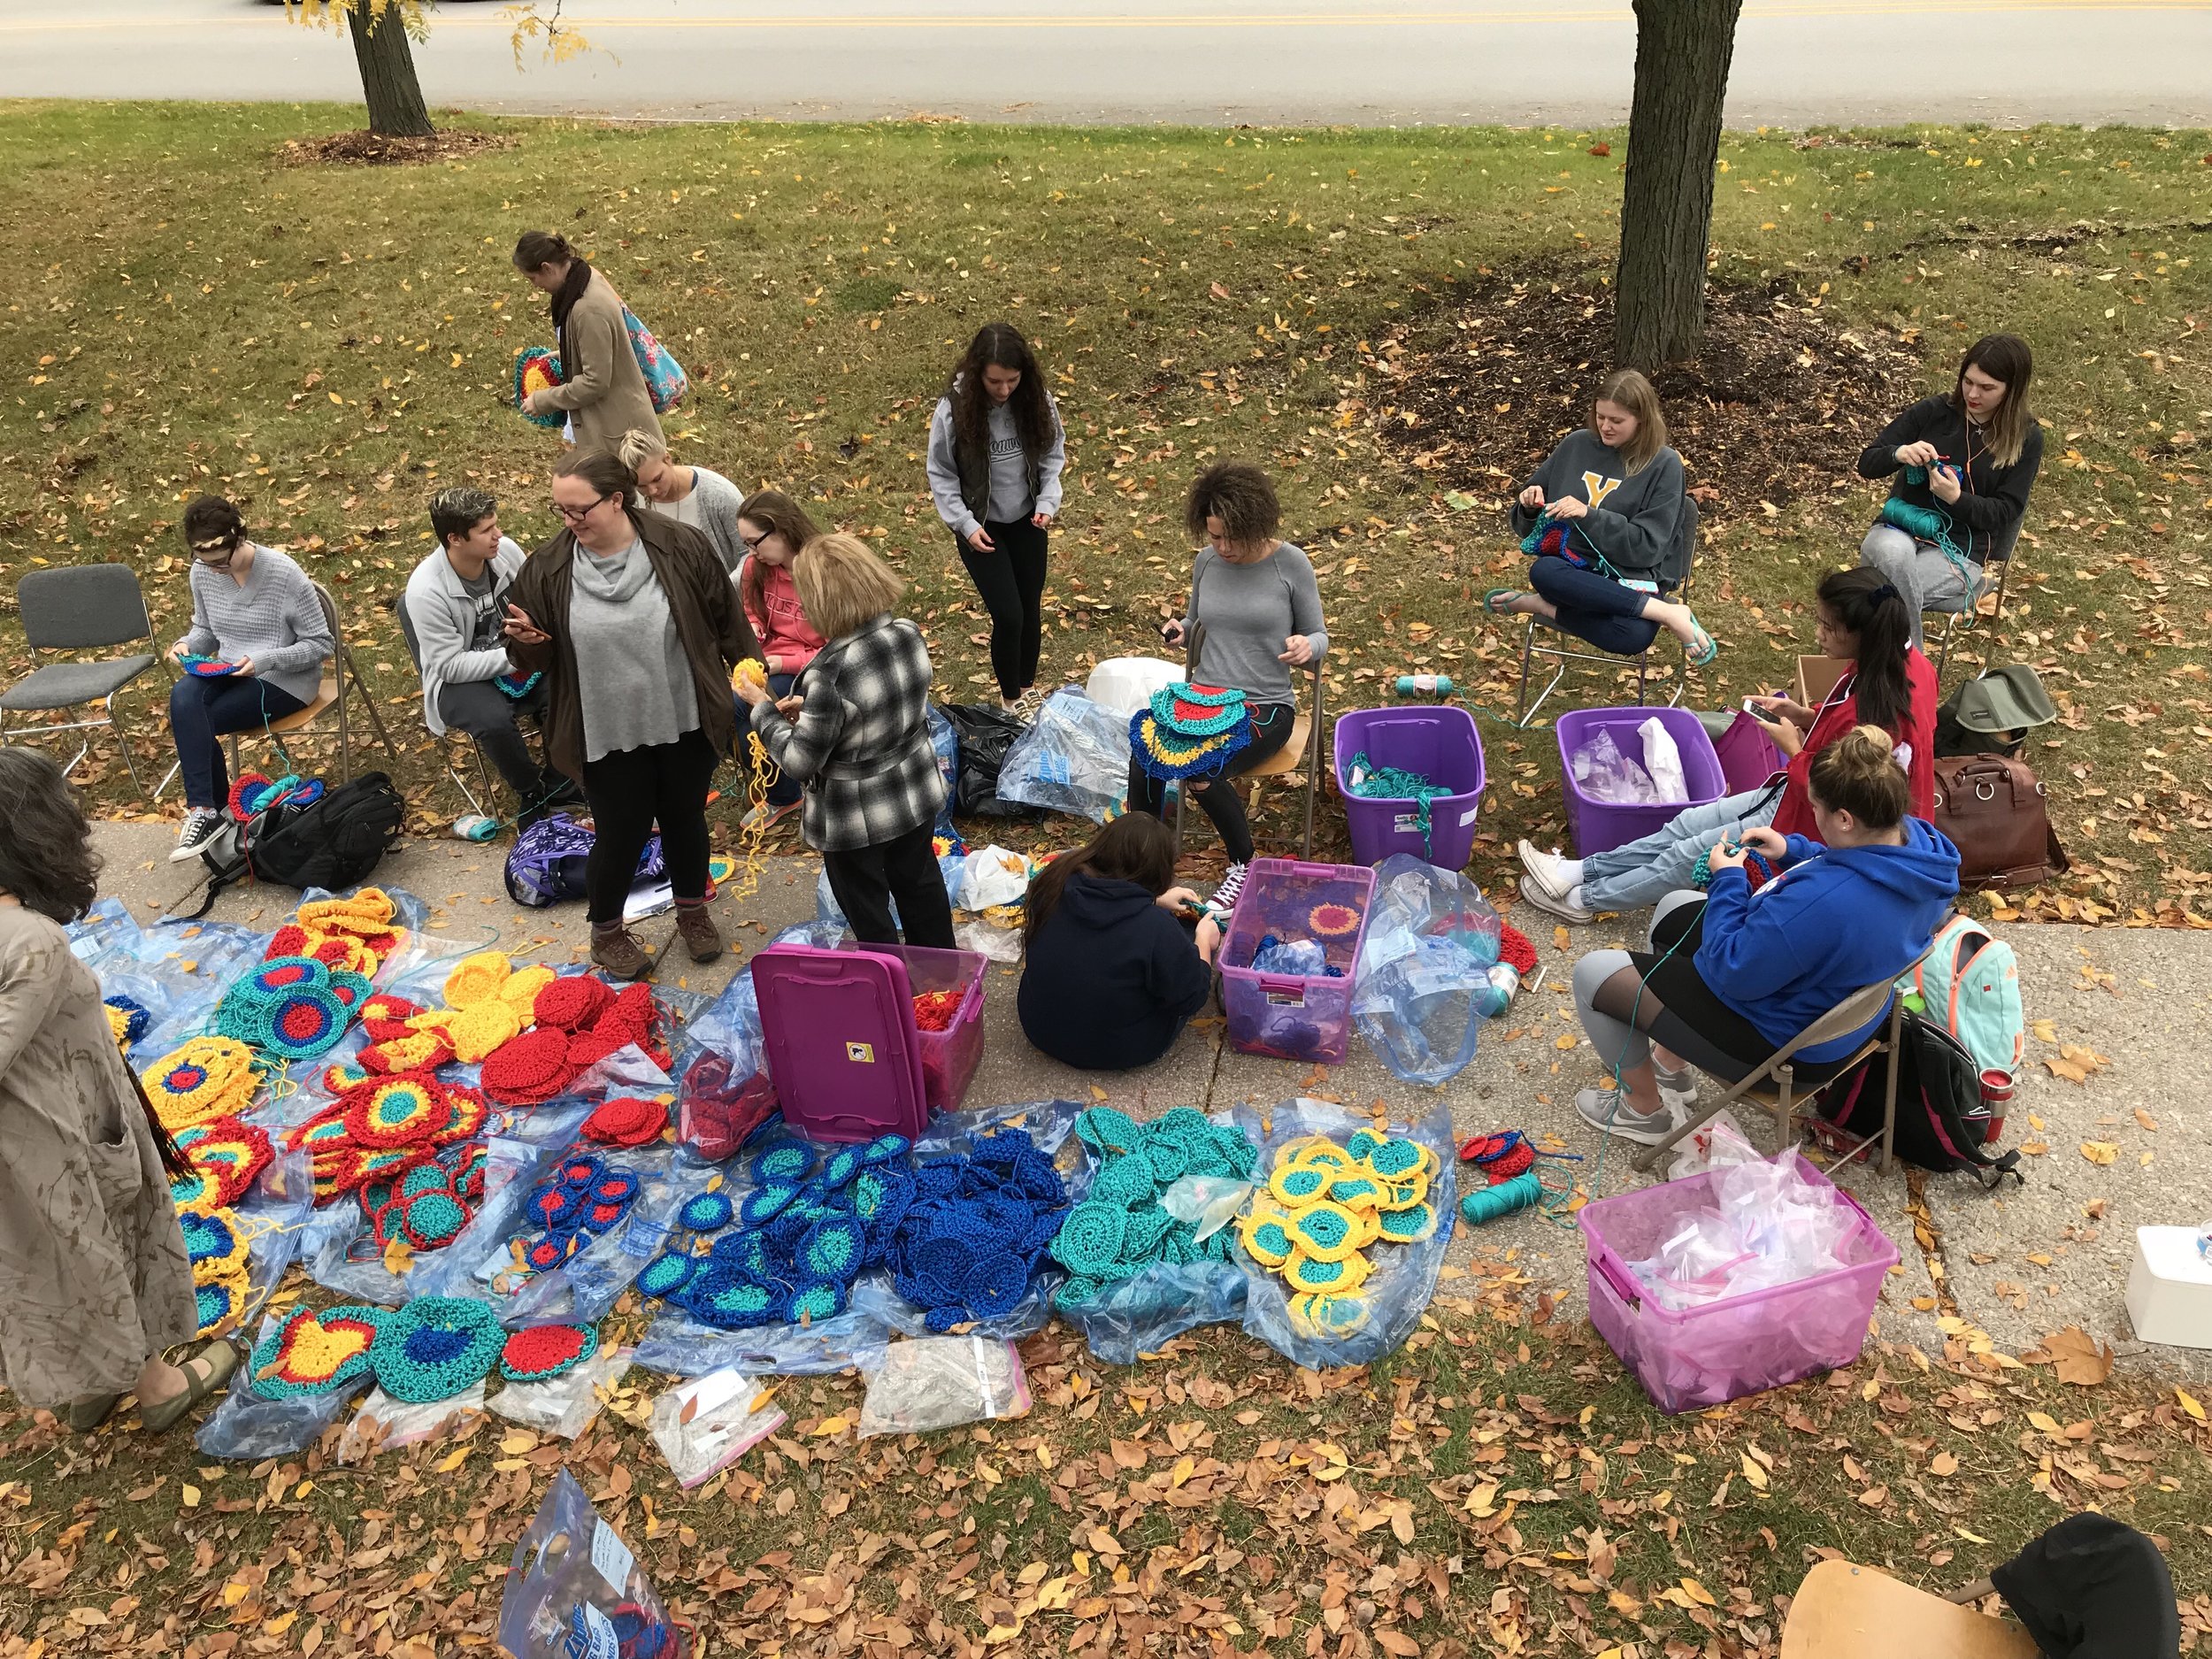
[1614,0,1744,371]
[345,2,434,139]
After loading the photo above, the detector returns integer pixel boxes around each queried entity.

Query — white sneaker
[1517,839,1577,900]
[1575,1087,1686,1146]
[168,808,223,864]
[1520,877,1594,926]
[1211,861,1249,914]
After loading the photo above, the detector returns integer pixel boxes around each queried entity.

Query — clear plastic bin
[1555,705,1726,857]
[1217,859,1377,1065]
[1576,1163,1899,1414]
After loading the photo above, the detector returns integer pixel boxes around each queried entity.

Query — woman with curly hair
[926,322,1066,711]
[0,749,234,1432]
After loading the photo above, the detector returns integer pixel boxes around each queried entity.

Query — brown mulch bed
[1379,261,1928,518]
[280,129,513,168]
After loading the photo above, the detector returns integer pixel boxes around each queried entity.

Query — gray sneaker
[1575,1087,1686,1147]
[1654,1062,1700,1107]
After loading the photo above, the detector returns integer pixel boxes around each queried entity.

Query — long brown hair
[1023,814,1179,950]
[1953,333,2035,469]
[1808,724,1911,830]
[736,490,824,625]
[949,323,1058,466]
[1593,368,1667,474]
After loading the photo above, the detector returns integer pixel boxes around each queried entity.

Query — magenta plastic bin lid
[749,942,931,1144]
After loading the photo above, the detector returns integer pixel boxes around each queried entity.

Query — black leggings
[956,518,1049,701]
[1125,702,1294,866]
[821,819,957,950]
[579,729,719,926]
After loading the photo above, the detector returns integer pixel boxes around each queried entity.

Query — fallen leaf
[1929,1452,1959,1477]
[2178,1387,2205,1422]
[2079,1141,2119,1165]
[2039,1325,2115,1386]
[2028,1410,2063,1434]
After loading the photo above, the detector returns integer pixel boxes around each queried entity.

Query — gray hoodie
[1508,429,1688,585]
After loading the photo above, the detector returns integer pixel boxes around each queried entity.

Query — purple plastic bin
[1712,708,1786,795]
[1217,858,1377,1064]
[749,941,987,1141]
[1333,705,1486,869]
[1576,1164,1899,1414]
[1555,705,1726,858]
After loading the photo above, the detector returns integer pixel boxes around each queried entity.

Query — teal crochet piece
[1049,1107,1260,1310]
[1343,750,1454,860]
[369,1296,503,1404]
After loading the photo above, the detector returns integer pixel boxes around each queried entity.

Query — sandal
[1681,614,1719,667]
[67,1393,122,1433]
[137,1341,240,1434]
[1483,588,1534,616]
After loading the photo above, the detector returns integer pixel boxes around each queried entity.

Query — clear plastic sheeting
[1624,1148,1861,1312]
[649,1367,786,1487]
[995,688,1132,822]
[1060,1263,1248,1369]
[1228,1097,1457,1371]
[490,1344,634,1440]
[338,1381,486,1461]
[1351,856,1506,1086]
[1570,725,1687,807]
[1638,715,1688,805]
[856,1337,1031,1438]
[196,1312,361,1460]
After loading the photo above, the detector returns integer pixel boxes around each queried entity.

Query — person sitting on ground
[617,427,748,577]
[512,229,664,454]
[730,490,827,833]
[1486,368,1714,665]
[1018,814,1221,1071]
[402,487,580,831]
[1566,726,1959,1146]
[735,534,956,950]
[1518,567,1934,923]
[1125,461,1328,915]
[0,748,238,1433]
[163,495,334,863]
[1857,332,2042,651]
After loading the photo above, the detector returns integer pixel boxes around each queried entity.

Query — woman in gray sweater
[1126,462,1327,913]
[1487,370,1715,664]
[617,428,748,576]
[163,496,334,861]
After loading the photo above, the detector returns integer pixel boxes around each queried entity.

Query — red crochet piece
[268,924,311,959]
[581,1094,667,1149]
[480,1027,579,1106]
[534,974,611,1033]
[595,983,657,1042]
[359,996,422,1042]
[1496,922,1539,977]
[911,990,962,1033]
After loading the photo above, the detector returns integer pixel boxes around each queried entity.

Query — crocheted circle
[250,1304,387,1398]
[447,998,522,1064]
[750,1143,815,1186]
[523,1233,580,1273]
[863,1133,911,1165]
[783,1281,848,1325]
[323,1061,373,1093]
[679,1190,733,1232]
[181,1208,250,1284]
[370,1297,503,1403]
[1051,1203,1130,1279]
[182,654,241,678]
[636,1252,697,1301]
[362,1028,453,1076]
[558,1154,604,1190]
[1357,1136,1426,1180]
[515,346,566,428]
[174,1116,274,1208]
[526,1180,585,1231]
[342,1076,449,1148]
[499,1323,598,1383]
[359,995,421,1041]
[196,1276,245,1337]
[799,1214,866,1283]
[1284,1249,1372,1294]
[532,974,611,1033]
[1308,902,1362,939]
[501,964,557,1013]
[103,995,151,1048]
[142,1036,258,1130]
[479,1027,577,1106]
[740,1179,802,1226]
[443,951,513,1010]
[687,1268,780,1330]
[399,1189,471,1249]
[246,957,321,997]
[582,1094,666,1149]
[1375,1201,1439,1244]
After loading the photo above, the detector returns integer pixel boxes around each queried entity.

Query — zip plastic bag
[1571,727,1663,806]
[856,1337,1030,1437]
[1351,856,1505,1086]
[499,1469,689,1659]
[338,1381,486,1462]
[648,1367,786,1488]
[490,1344,634,1440]
[1639,715,1689,804]
[196,1312,362,1460]
[995,688,1132,822]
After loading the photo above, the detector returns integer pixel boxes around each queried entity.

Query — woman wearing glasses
[730,490,827,833]
[162,495,334,863]
[502,449,762,980]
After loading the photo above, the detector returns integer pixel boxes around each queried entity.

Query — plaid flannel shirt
[751,613,945,853]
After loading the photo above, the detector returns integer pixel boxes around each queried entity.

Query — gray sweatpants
[1860,524,1982,653]
[1571,889,1707,1077]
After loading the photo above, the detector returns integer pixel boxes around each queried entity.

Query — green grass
[4,104,2210,918]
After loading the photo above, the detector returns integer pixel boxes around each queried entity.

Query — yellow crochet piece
[1246,1131,1438,1328]
[1283,1248,1372,1295]
[1267,1162,1333,1207]
[446,998,522,1064]
[188,1225,251,1286]
[1237,1196,1298,1267]
[142,1036,259,1132]
[370,1028,450,1074]
[442,950,512,1010]
[1288,1291,1371,1339]
[1374,1171,1432,1213]
[1282,1199,1368,1263]
[500,964,557,1014]
[1283,1136,1356,1172]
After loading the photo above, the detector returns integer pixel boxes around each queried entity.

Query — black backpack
[1820,1010,2023,1186]
[183,772,404,918]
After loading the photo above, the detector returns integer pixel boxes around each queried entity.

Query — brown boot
[590,923,654,982]
[673,901,724,964]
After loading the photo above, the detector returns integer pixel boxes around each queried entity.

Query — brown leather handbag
[1931,754,2070,890]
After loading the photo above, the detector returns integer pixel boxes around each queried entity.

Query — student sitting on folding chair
[1486,369,1715,674]
[162,496,333,863]
[1567,726,1959,1147]
[402,486,580,831]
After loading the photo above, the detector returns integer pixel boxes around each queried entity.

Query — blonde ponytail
[1807,724,1910,829]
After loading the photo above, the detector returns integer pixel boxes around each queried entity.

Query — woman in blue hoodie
[1018,814,1220,1071]
[1568,725,1960,1145]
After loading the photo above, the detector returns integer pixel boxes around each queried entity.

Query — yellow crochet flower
[442,950,512,1010]
[369,1028,450,1074]
[500,964,556,1016]
[1283,1248,1372,1295]
[446,997,521,1064]
[142,1036,260,1132]
[297,887,396,934]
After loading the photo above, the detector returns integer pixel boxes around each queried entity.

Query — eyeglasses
[740,529,772,551]
[554,494,610,524]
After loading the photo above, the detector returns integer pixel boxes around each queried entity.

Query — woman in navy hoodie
[1568,725,1959,1145]
[1018,814,1219,1071]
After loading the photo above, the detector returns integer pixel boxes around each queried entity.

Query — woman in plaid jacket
[737,534,956,949]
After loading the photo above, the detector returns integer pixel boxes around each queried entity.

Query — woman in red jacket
[730,490,828,832]
[1520,568,1934,923]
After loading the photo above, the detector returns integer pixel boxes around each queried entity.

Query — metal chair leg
[342,641,399,761]
[106,695,149,800]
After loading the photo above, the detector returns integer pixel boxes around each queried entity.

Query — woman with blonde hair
[1486,368,1714,664]
[1857,333,2042,649]
[735,534,955,949]
[616,428,749,577]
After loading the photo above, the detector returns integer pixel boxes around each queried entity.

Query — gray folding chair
[1629,933,1944,1177]
[0,564,163,797]
[396,591,497,818]
[1925,518,2024,680]
[1516,495,1700,726]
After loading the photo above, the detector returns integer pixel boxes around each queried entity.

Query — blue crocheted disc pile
[887,1129,1069,1332]
[511,1149,644,1279]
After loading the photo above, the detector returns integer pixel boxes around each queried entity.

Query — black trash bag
[936,703,1038,818]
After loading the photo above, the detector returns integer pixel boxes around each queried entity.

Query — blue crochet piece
[799,1213,866,1283]
[679,1190,733,1232]
[862,1134,911,1165]
[636,1252,696,1301]
[782,1279,848,1325]
[740,1179,802,1226]
[749,1143,815,1187]
[685,1266,781,1331]
[810,1144,865,1196]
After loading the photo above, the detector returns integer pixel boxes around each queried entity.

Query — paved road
[3,0,2208,127]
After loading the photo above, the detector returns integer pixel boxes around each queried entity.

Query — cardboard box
[1795,656,1850,712]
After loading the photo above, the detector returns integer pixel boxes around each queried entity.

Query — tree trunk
[345,2,434,139]
[1613,0,1744,371]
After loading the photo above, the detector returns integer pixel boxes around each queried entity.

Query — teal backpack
[1899,915,2024,1081]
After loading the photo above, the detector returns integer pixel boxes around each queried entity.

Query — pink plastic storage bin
[1711,708,1786,795]
[1555,705,1726,858]
[1217,858,1377,1065]
[876,942,988,1115]
[1576,1164,1899,1414]
[1333,705,1486,869]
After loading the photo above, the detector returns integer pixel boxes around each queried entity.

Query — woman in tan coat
[0,749,233,1432]
[513,230,664,454]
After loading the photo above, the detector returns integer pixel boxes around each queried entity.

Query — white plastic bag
[856,1338,1030,1438]
[959,846,1032,910]
[1083,657,1182,718]
[1664,1110,1760,1180]
[1638,715,1689,804]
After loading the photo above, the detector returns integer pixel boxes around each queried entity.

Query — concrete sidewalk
[91,821,2212,1381]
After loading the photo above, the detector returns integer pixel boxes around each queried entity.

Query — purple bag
[503,813,664,908]
[1712,709,1786,796]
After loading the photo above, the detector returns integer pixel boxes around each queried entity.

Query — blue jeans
[1529,555,1660,655]
[169,675,309,810]
[1578,786,1780,911]
[730,674,802,807]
